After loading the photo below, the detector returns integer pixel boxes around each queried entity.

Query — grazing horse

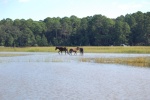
[55,46,68,55]
[69,47,79,55]
[79,48,84,55]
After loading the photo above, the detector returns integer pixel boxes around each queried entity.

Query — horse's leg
[67,49,69,55]
[70,51,72,55]
[65,51,66,55]
[74,51,77,55]
[82,49,84,55]
[80,51,82,55]
[79,48,83,56]
[82,50,84,55]
[58,51,60,55]
[81,52,83,56]
[69,49,72,55]
[67,51,69,55]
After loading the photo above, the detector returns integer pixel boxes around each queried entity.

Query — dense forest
[0,11,150,47]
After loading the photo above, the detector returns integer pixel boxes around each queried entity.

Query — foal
[69,47,79,55]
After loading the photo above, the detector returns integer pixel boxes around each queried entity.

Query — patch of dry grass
[80,57,150,67]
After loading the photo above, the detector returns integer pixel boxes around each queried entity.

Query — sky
[1,0,150,21]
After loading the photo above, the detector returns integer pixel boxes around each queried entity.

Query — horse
[69,47,79,55]
[55,46,68,55]
[79,48,84,55]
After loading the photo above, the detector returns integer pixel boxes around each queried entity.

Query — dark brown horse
[79,48,84,55]
[55,46,68,55]
[69,47,79,55]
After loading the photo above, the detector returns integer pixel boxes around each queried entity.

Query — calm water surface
[0,52,150,100]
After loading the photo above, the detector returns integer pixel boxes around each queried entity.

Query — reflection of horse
[69,47,79,55]
[55,46,68,55]
[79,48,84,55]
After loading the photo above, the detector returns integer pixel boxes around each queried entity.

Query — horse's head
[77,46,79,50]
[55,47,58,50]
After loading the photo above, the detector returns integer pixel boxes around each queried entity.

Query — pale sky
[1,0,150,21]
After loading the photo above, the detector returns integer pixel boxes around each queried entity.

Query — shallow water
[0,52,150,100]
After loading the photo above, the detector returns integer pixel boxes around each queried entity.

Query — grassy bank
[0,46,150,53]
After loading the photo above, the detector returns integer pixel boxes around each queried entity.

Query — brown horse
[55,46,68,55]
[69,47,79,55]
[79,48,84,55]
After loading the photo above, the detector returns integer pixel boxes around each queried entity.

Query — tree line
[0,11,150,47]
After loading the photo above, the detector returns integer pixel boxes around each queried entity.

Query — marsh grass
[83,46,150,53]
[80,57,150,67]
[0,53,29,57]
[51,58,63,62]
[0,46,150,53]
[0,47,55,52]
[26,58,64,62]
[31,58,66,62]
